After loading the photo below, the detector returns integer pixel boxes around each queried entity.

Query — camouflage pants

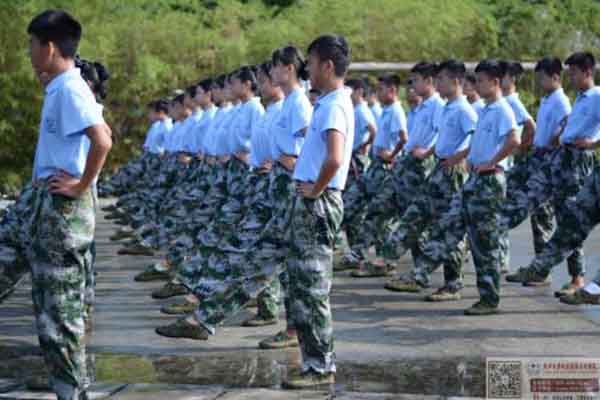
[420,172,508,307]
[189,189,343,374]
[351,154,436,260]
[501,146,595,277]
[0,181,94,399]
[381,162,468,289]
[526,165,600,279]
[342,159,390,249]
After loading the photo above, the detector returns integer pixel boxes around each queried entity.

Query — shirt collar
[542,87,563,103]
[315,87,348,108]
[45,67,81,94]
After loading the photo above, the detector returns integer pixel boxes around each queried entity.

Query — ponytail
[272,46,309,81]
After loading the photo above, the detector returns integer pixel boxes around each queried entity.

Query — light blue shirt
[435,96,477,159]
[407,107,419,136]
[533,88,571,149]
[202,104,232,156]
[372,101,407,156]
[144,118,173,154]
[271,88,313,160]
[33,68,105,180]
[227,97,264,154]
[293,87,354,190]
[189,105,217,153]
[504,93,532,126]
[404,93,445,153]
[370,102,383,120]
[215,104,243,156]
[250,100,283,168]
[467,97,517,168]
[353,102,376,151]
[560,87,600,145]
[470,99,485,117]
[170,114,197,153]
[162,121,182,153]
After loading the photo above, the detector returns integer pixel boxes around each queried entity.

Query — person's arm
[474,129,520,172]
[520,118,536,150]
[49,124,113,197]
[441,147,470,168]
[411,145,435,160]
[388,130,408,160]
[297,129,345,199]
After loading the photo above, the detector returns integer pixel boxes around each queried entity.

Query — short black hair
[213,74,227,89]
[27,9,82,58]
[565,52,596,72]
[307,34,351,77]
[474,59,507,80]
[173,94,185,105]
[346,78,366,91]
[272,46,309,80]
[186,85,199,98]
[535,57,563,77]
[196,78,213,93]
[378,74,401,90]
[500,60,524,79]
[258,61,272,79]
[465,71,477,85]
[411,61,438,78]
[436,59,467,81]
[154,99,170,114]
[234,65,259,93]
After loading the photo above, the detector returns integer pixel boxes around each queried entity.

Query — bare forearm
[312,158,341,196]
[81,126,112,190]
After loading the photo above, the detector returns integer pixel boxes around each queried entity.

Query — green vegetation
[1,0,600,191]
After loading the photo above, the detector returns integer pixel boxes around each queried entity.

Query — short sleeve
[321,104,350,139]
[59,82,104,137]
[460,105,478,136]
[498,107,518,140]
[511,99,533,125]
[290,96,313,136]
[390,106,407,135]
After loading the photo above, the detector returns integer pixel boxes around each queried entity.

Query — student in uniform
[351,62,443,278]
[406,86,423,134]
[156,34,353,390]
[504,52,599,291]
[378,59,476,299]
[367,80,383,120]
[339,74,407,270]
[418,59,520,315]
[26,10,112,399]
[346,78,377,181]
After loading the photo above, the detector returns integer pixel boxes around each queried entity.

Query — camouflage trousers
[501,146,595,277]
[420,171,508,307]
[342,158,390,249]
[176,164,295,324]
[351,154,436,260]
[525,164,600,280]
[188,189,343,374]
[381,162,469,289]
[0,180,94,399]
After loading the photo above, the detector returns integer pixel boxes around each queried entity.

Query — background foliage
[2,0,600,193]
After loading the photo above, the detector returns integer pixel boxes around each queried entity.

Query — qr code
[487,360,522,399]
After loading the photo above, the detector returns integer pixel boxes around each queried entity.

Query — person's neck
[181,110,192,119]
[578,80,594,93]
[240,92,253,103]
[220,101,231,108]
[502,86,516,96]
[383,96,398,106]
[281,81,300,97]
[446,90,461,102]
[202,102,214,111]
[319,78,343,96]
[485,89,502,103]
[468,94,480,103]
[271,91,284,103]
[46,58,75,83]
[421,88,436,100]
[544,85,561,97]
